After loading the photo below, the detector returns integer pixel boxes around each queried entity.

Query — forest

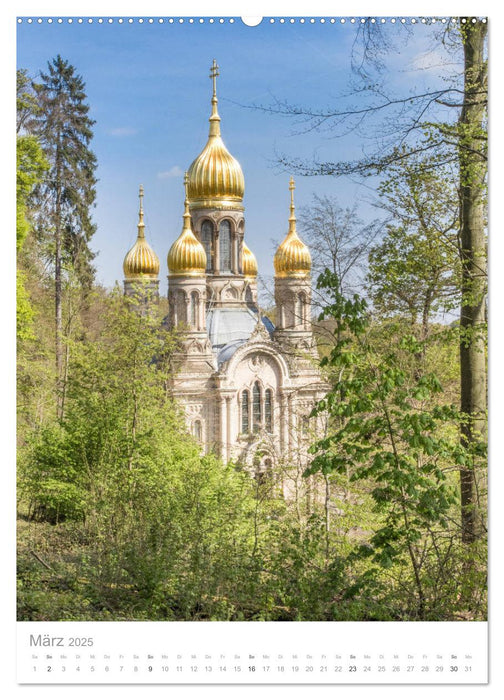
[17,20,487,622]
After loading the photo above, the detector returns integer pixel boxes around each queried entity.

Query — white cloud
[107,126,138,137]
[157,166,184,179]
[108,127,138,137]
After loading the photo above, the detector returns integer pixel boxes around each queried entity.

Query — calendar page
[13,3,490,691]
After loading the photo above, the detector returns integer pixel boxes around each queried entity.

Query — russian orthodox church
[122,61,327,488]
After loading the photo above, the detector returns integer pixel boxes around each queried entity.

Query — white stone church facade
[122,62,327,486]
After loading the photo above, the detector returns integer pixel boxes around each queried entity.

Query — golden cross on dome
[210,59,219,98]
[183,172,191,219]
[138,184,145,236]
[289,176,296,211]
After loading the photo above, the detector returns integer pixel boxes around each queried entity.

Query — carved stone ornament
[249,318,270,342]
[249,353,266,371]
[186,403,203,417]
[223,284,239,300]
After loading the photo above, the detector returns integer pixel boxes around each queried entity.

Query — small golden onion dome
[242,241,258,278]
[274,177,311,278]
[187,60,244,209]
[123,186,160,279]
[168,174,207,276]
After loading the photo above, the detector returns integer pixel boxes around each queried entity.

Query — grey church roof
[207,307,274,366]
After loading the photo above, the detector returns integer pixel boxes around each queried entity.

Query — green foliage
[17,134,49,251]
[16,131,48,341]
[17,283,355,619]
[308,270,485,617]
[20,291,175,520]
[17,278,486,621]
[17,271,36,342]
[17,69,40,134]
[368,149,461,332]
[16,293,276,620]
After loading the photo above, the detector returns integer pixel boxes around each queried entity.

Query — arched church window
[177,289,186,323]
[219,220,232,273]
[190,291,199,328]
[193,420,202,442]
[201,220,213,272]
[295,293,303,326]
[241,390,250,433]
[265,389,273,433]
[237,220,245,273]
[253,381,262,432]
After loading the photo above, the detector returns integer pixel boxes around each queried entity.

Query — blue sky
[17,16,456,294]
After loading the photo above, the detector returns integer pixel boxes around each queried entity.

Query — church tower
[167,173,214,373]
[273,178,314,355]
[167,173,208,332]
[186,59,257,310]
[123,185,160,302]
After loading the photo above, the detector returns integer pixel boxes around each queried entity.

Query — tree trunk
[55,163,63,418]
[458,20,487,544]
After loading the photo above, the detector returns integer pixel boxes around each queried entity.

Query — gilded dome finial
[289,176,296,233]
[208,59,221,137]
[138,184,145,238]
[183,172,191,226]
[210,58,219,99]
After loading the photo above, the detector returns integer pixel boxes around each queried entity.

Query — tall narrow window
[253,381,261,432]
[299,292,307,326]
[295,293,303,326]
[236,237,242,273]
[190,291,199,328]
[265,389,273,433]
[219,220,232,273]
[177,289,186,323]
[241,390,249,433]
[193,420,202,442]
[201,220,213,272]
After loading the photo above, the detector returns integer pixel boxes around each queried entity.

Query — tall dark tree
[31,55,97,408]
[457,22,487,543]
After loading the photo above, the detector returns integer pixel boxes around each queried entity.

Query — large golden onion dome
[187,60,244,210]
[274,178,311,278]
[242,241,258,278]
[123,186,160,279]
[168,174,207,276]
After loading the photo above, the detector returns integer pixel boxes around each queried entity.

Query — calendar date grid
[28,650,476,680]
